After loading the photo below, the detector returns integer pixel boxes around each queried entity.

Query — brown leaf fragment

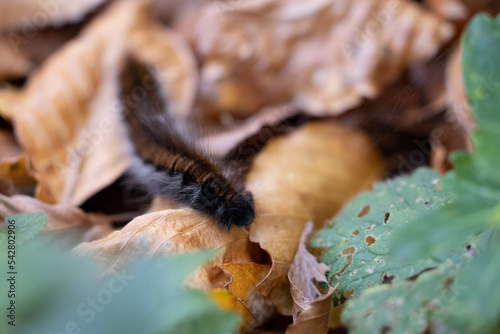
[185,0,454,122]
[247,121,384,315]
[286,222,334,334]
[220,262,275,331]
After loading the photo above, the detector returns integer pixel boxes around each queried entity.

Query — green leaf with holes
[342,235,500,334]
[310,168,453,306]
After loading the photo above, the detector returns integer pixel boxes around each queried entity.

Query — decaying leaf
[247,121,384,315]
[184,0,454,121]
[286,222,334,334]
[10,0,196,206]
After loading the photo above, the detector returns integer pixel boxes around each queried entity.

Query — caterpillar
[120,57,255,232]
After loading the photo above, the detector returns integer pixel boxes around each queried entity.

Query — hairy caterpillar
[120,58,255,231]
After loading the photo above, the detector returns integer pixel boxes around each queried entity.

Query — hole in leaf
[381,273,395,284]
[357,205,370,218]
[465,244,477,256]
[384,212,390,224]
[344,289,355,298]
[342,247,355,255]
[443,278,453,290]
[352,230,360,235]
[337,254,353,277]
[424,200,433,205]
[381,326,392,334]
[365,236,376,246]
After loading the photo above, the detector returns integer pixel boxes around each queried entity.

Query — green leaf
[462,14,500,130]
[0,235,239,334]
[0,212,48,250]
[342,234,500,334]
[391,13,500,264]
[311,169,450,305]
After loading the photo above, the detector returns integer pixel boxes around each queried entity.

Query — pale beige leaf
[184,0,454,121]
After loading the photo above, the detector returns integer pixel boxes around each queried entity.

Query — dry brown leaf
[286,222,334,334]
[0,0,106,31]
[10,0,196,206]
[74,209,254,289]
[0,193,112,241]
[220,262,275,331]
[183,0,454,122]
[247,121,384,315]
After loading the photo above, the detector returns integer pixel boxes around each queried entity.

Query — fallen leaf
[247,121,385,315]
[220,262,275,331]
[74,209,254,290]
[183,0,454,122]
[286,222,335,334]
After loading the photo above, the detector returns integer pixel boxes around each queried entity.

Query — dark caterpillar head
[155,166,255,232]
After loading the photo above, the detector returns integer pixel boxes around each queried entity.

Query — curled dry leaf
[247,121,384,315]
[74,209,254,290]
[286,222,334,334]
[0,0,106,31]
[0,193,113,241]
[10,0,196,206]
[186,0,454,121]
